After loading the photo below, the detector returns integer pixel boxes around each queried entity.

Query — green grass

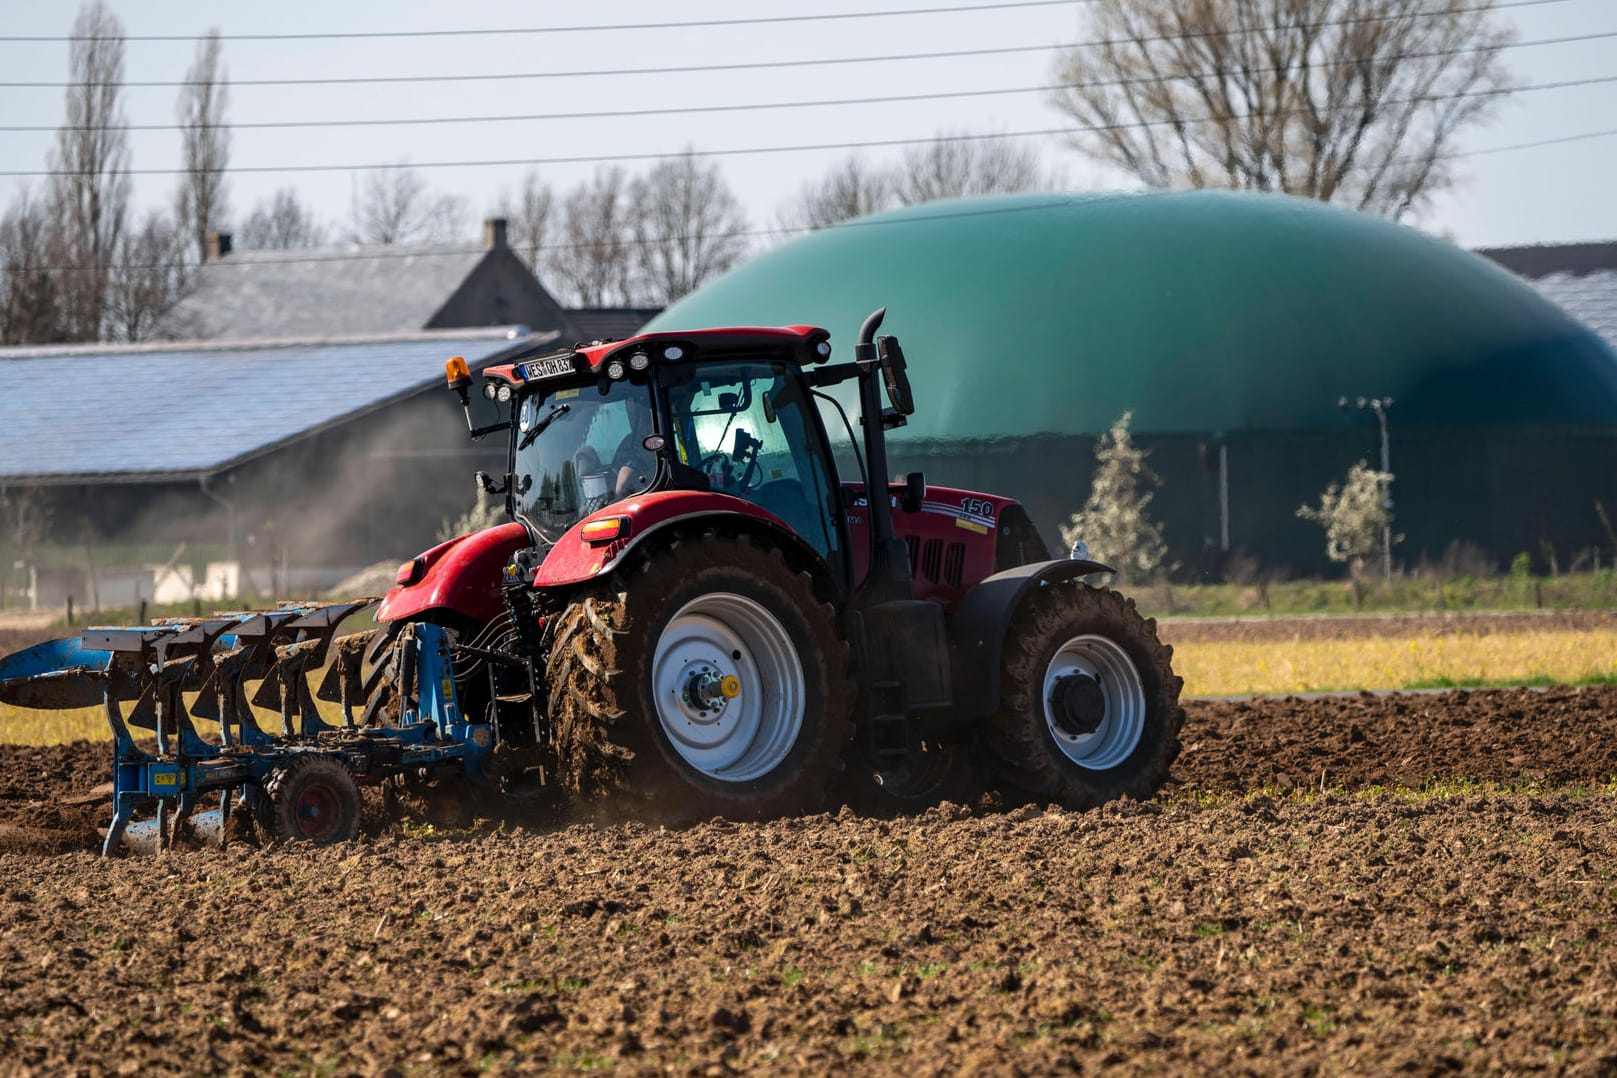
[5,569,1613,632]
[1401,671,1617,690]
[1130,569,1617,619]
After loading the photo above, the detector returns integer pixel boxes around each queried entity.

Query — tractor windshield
[511,379,658,543]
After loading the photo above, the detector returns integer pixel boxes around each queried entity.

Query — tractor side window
[667,362,840,561]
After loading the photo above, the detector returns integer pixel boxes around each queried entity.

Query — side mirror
[876,336,915,417]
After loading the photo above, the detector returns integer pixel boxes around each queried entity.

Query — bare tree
[780,153,896,231]
[546,167,639,307]
[1048,0,1514,220]
[47,0,130,340]
[347,162,467,245]
[893,133,1053,205]
[239,186,326,249]
[631,152,749,305]
[106,208,189,342]
[493,169,554,270]
[0,485,54,568]
[174,29,230,262]
[0,186,68,345]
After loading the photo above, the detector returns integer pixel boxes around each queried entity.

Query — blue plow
[0,600,492,855]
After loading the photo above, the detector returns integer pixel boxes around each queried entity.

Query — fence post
[66,595,74,627]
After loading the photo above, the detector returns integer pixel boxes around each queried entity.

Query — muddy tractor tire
[549,532,853,822]
[358,621,405,727]
[985,583,1183,809]
[260,755,362,844]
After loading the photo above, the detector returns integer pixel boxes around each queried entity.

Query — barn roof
[1477,241,1617,353]
[0,328,549,484]
[160,243,491,340]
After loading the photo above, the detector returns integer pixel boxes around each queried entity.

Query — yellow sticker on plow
[152,772,177,787]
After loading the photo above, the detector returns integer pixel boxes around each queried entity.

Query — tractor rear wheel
[985,583,1183,808]
[261,755,361,843]
[549,532,853,822]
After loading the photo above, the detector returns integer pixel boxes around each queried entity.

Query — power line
[0,0,1567,90]
[4,27,1611,136]
[5,71,1614,179]
[1449,124,1617,156]
[5,121,1614,279]
[0,0,1096,44]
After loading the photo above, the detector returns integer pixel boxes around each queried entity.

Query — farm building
[156,218,661,346]
[650,191,1617,577]
[1478,241,1617,354]
[0,328,547,608]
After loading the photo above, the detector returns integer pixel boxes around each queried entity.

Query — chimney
[484,217,509,250]
[206,231,232,260]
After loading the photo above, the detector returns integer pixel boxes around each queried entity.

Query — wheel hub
[1041,634,1148,771]
[651,595,805,782]
[295,784,341,842]
[1049,672,1105,737]
[681,663,740,718]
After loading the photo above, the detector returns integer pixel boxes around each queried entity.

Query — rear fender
[377,522,529,625]
[946,558,1114,721]
[531,489,830,591]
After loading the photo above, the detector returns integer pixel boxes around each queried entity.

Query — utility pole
[1339,396,1395,580]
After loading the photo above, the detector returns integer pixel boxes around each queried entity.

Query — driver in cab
[575,394,658,509]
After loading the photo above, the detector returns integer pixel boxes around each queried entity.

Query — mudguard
[377,522,529,625]
[946,557,1114,721]
[531,489,828,590]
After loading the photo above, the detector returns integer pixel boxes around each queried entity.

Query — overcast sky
[1,0,1613,252]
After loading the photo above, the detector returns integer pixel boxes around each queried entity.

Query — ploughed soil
[3,684,1617,1074]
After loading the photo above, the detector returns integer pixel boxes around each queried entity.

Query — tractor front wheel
[549,532,852,822]
[985,584,1183,808]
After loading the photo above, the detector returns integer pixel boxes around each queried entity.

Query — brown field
[3,674,1616,1074]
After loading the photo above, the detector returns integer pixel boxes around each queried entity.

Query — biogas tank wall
[650,192,1617,575]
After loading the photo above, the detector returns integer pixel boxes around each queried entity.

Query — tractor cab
[452,322,903,599]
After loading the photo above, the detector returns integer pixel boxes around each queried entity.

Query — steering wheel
[573,448,612,512]
[737,455,761,492]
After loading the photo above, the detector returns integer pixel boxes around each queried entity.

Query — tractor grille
[906,536,968,588]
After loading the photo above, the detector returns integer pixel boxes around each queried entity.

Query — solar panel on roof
[0,332,540,481]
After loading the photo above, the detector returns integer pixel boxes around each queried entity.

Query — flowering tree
[1061,411,1172,583]
[1297,460,1394,577]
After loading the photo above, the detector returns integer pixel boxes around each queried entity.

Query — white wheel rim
[1041,634,1147,771]
[651,592,805,783]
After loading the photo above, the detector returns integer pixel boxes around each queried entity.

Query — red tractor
[379,307,1184,820]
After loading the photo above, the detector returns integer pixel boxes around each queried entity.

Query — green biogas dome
[651,191,1617,575]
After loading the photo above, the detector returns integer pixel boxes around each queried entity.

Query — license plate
[521,356,575,380]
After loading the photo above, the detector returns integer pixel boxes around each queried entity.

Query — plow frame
[1,601,495,855]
